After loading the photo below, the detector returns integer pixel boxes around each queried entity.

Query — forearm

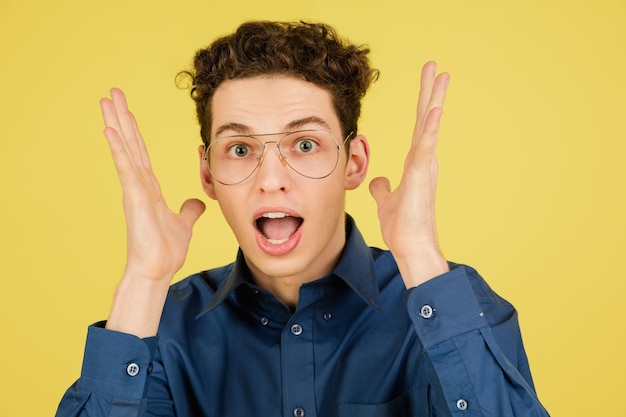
[394,244,449,288]
[106,273,171,338]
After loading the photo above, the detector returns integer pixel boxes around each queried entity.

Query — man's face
[200,76,369,285]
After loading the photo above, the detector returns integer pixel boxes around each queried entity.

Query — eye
[294,138,318,154]
[227,143,251,158]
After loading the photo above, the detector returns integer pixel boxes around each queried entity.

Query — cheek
[310,180,346,217]
[214,188,248,229]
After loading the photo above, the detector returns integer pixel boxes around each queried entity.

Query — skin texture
[99,61,449,338]
[200,76,369,307]
[369,61,450,288]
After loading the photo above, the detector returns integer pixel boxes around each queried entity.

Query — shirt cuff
[78,322,159,401]
[404,264,488,349]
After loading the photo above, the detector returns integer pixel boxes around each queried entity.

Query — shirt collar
[197,214,380,317]
[330,215,381,311]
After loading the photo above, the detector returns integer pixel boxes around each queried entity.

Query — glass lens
[206,130,341,185]
[207,136,263,185]
[278,131,340,179]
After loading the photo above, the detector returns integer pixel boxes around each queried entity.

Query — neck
[254,275,304,310]
[246,222,347,309]
[247,244,344,309]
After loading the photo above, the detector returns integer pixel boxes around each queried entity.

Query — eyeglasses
[203,129,353,185]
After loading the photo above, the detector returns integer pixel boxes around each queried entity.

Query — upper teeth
[262,212,288,219]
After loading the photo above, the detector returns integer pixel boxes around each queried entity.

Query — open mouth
[255,212,304,245]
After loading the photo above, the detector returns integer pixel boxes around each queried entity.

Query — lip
[252,207,304,256]
[252,207,303,220]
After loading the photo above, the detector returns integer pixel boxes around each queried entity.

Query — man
[56,21,549,416]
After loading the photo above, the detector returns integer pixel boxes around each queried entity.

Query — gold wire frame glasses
[203,129,354,185]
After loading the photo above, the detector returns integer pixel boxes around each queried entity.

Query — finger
[179,198,207,228]
[427,73,450,118]
[100,96,121,131]
[110,88,146,169]
[102,125,142,191]
[413,74,449,152]
[100,96,145,186]
[128,111,153,171]
[415,61,437,137]
[101,89,127,137]
[100,93,136,165]
[418,106,444,156]
[369,176,392,207]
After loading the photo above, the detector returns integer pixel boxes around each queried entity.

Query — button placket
[281,313,314,417]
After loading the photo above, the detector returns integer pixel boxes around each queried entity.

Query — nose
[255,141,291,192]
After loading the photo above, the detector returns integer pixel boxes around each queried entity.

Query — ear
[344,134,370,190]
[198,145,217,200]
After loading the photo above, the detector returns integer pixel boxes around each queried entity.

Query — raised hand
[100,88,206,336]
[369,62,450,288]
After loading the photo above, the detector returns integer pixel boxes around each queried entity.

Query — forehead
[210,76,341,136]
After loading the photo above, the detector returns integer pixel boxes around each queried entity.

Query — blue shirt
[56,216,549,417]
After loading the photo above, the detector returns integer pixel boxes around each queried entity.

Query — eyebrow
[214,116,332,138]
[214,122,253,138]
[285,116,332,132]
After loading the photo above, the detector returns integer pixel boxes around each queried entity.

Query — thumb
[369,177,391,207]
[179,198,206,227]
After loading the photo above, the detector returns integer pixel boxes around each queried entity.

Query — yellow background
[1,0,624,415]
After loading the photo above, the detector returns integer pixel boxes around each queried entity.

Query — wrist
[393,246,449,288]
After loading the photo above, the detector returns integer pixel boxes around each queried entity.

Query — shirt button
[291,323,303,336]
[419,304,434,319]
[323,312,332,320]
[126,363,140,377]
[260,317,269,326]
[456,399,468,410]
[293,407,305,417]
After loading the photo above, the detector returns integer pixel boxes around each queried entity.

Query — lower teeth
[267,237,289,244]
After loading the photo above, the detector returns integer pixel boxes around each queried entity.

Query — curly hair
[178,21,379,145]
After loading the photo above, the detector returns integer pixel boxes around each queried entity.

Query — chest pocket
[338,389,436,417]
